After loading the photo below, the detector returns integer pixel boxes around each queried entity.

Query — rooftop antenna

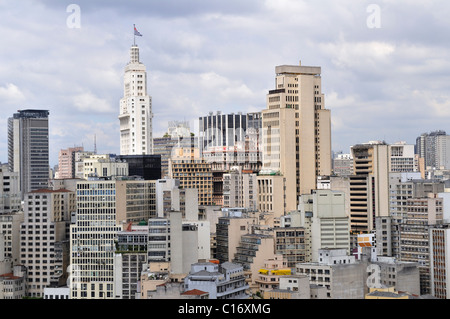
[94,134,97,154]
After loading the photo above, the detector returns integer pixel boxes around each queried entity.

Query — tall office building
[262,62,332,213]
[199,111,247,150]
[119,44,153,155]
[8,109,49,198]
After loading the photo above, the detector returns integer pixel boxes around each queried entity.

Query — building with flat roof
[261,62,332,214]
[21,188,75,297]
[296,248,366,299]
[184,261,249,299]
[8,109,50,198]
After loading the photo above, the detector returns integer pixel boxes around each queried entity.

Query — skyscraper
[261,62,332,213]
[119,44,153,155]
[8,109,50,198]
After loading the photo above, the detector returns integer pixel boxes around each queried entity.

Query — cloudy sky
[1,0,450,166]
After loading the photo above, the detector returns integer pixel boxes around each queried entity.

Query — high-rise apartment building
[70,180,122,299]
[8,109,49,198]
[262,62,332,213]
[415,130,447,170]
[400,193,443,295]
[115,224,148,299]
[119,44,153,155]
[21,189,76,297]
[349,142,389,233]
[223,166,257,211]
[435,134,450,170]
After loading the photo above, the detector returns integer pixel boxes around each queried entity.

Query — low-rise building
[296,248,366,299]
[184,262,249,299]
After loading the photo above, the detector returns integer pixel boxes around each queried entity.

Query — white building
[155,179,198,219]
[223,166,257,211]
[147,211,199,277]
[436,135,450,170]
[119,44,153,155]
[184,262,249,299]
[388,142,417,172]
[296,248,366,299]
[75,154,128,180]
[297,189,350,262]
[70,180,123,299]
[43,286,70,299]
[21,189,75,297]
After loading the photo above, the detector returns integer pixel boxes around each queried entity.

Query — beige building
[233,233,276,292]
[365,287,411,299]
[430,225,450,299]
[139,262,170,299]
[215,209,258,264]
[257,174,286,223]
[274,226,307,270]
[169,146,213,206]
[255,255,290,293]
[350,142,389,233]
[262,62,332,214]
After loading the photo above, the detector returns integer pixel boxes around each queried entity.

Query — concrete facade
[119,45,153,155]
[296,248,366,299]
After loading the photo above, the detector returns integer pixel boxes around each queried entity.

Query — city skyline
[1,1,450,167]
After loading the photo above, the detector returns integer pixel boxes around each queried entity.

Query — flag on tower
[134,25,142,37]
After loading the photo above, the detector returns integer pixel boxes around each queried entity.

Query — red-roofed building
[0,266,26,299]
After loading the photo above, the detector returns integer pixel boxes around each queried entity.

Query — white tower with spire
[119,41,153,155]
